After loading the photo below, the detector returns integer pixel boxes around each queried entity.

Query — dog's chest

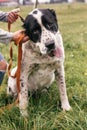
[27,63,55,90]
[21,42,60,90]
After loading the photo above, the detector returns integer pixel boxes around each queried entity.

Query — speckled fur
[19,37,71,116]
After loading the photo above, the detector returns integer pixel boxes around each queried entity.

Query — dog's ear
[47,9,57,22]
[48,9,56,17]
[22,18,28,29]
[22,22,30,37]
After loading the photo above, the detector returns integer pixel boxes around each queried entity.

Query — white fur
[7,67,17,97]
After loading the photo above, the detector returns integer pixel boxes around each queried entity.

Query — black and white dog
[7,8,71,116]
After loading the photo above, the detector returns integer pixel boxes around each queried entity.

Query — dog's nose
[45,41,55,50]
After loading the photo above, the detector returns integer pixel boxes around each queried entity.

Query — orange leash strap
[0,10,29,113]
[15,33,25,95]
[8,41,17,78]
[8,43,13,76]
[0,33,25,114]
[7,14,25,78]
[7,21,14,77]
[7,12,25,94]
[7,21,25,101]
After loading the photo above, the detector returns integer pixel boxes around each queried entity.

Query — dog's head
[23,8,64,58]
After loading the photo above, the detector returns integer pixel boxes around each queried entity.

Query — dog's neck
[26,40,39,52]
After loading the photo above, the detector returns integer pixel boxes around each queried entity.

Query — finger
[9,12,18,20]
[23,36,29,43]
[12,12,19,19]
[8,12,18,23]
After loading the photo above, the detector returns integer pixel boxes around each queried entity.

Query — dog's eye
[33,30,38,34]
[47,24,52,28]
[47,23,57,32]
[46,23,53,29]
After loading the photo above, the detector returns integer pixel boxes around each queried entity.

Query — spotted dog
[7,8,71,116]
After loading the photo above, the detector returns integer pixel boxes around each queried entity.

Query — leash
[8,16,25,97]
[33,0,38,9]
[0,12,26,113]
[0,29,25,114]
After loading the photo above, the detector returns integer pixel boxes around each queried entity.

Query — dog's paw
[62,102,71,111]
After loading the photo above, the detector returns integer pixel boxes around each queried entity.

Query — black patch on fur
[23,9,58,42]
[40,9,58,32]
[33,10,38,14]
[21,82,24,87]
[9,87,12,92]
[23,15,41,43]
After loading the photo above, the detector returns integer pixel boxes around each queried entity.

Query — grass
[0,3,87,130]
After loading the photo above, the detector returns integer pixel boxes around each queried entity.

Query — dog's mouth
[47,47,63,58]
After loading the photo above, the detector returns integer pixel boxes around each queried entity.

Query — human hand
[0,60,7,70]
[7,8,20,24]
[12,30,29,44]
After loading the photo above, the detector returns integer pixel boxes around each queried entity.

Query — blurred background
[0,0,87,6]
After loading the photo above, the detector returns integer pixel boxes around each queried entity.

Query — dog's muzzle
[45,40,55,57]
[45,40,55,51]
[45,40,63,58]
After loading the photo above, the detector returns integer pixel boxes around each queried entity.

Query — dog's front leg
[55,62,71,111]
[19,75,28,117]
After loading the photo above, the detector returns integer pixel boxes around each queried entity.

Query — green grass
[0,3,87,130]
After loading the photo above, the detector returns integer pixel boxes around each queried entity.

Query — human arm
[12,30,29,43]
[0,11,8,22]
[0,29,13,44]
[0,29,29,45]
[0,8,20,23]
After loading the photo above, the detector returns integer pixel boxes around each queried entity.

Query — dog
[7,8,71,117]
